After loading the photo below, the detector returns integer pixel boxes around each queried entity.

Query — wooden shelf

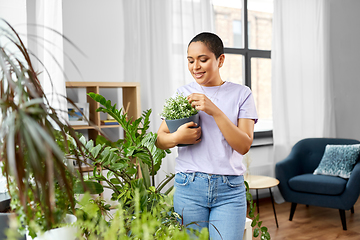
[66,81,140,133]
[100,125,121,129]
[75,166,95,172]
[66,81,141,171]
[70,125,96,130]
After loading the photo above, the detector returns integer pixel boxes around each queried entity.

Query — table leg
[269,188,279,228]
[256,189,259,214]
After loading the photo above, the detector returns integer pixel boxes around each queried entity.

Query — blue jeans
[174,172,247,240]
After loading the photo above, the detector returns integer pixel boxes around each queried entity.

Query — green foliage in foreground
[5,91,270,240]
[73,191,209,240]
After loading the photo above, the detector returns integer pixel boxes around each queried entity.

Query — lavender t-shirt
[174,81,258,176]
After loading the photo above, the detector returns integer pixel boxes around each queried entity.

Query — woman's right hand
[156,120,201,150]
[174,122,202,145]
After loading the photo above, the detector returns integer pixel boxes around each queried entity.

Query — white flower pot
[26,214,77,240]
[0,162,8,194]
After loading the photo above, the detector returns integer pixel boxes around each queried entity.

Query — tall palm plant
[0,19,86,235]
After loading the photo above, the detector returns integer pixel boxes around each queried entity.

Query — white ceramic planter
[26,214,78,240]
[0,162,7,194]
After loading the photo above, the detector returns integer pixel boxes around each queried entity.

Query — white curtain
[122,0,213,186]
[272,0,335,164]
[27,0,67,122]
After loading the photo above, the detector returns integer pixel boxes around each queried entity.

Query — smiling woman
[187,37,225,87]
[156,32,258,240]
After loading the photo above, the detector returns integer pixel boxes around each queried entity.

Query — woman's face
[187,41,224,87]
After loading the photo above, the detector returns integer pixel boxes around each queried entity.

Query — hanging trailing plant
[245,181,271,239]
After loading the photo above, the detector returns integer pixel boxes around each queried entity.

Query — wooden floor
[252,197,360,240]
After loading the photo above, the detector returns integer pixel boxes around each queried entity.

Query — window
[213,0,273,137]
[233,20,242,48]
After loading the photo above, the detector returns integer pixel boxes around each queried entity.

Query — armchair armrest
[275,150,303,182]
[275,150,304,202]
[341,161,360,208]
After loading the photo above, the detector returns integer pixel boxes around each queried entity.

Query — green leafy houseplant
[0,19,89,238]
[161,93,200,147]
[65,93,210,239]
[160,93,198,120]
[72,191,210,240]
[86,92,173,193]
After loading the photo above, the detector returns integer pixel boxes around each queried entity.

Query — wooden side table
[244,175,280,228]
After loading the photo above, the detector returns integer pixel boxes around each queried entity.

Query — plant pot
[0,193,10,212]
[26,214,77,240]
[165,113,200,147]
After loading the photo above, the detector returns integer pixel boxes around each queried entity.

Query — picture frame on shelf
[67,102,89,126]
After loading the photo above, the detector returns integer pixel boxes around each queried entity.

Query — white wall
[330,0,360,139]
[0,0,27,46]
[62,1,124,83]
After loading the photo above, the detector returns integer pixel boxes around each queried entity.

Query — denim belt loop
[222,175,227,183]
[190,172,196,182]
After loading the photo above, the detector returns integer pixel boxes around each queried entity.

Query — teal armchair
[275,138,360,230]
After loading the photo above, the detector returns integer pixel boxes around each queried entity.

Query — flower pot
[26,214,77,240]
[0,165,8,194]
[165,113,200,147]
[0,193,10,212]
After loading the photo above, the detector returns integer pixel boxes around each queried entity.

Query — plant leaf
[74,180,104,194]
[253,228,260,238]
[90,144,102,158]
[112,162,128,171]
[139,160,150,189]
[110,178,121,184]
[251,219,257,228]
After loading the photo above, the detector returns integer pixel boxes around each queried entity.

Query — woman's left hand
[187,93,220,116]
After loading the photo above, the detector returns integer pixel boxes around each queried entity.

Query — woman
[156,32,258,240]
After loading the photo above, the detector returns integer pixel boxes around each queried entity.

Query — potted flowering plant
[160,93,200,146]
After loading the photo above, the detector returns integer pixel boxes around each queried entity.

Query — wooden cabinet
[65,82,141,141]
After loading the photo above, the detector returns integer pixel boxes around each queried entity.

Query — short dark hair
[188,32,224,59]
